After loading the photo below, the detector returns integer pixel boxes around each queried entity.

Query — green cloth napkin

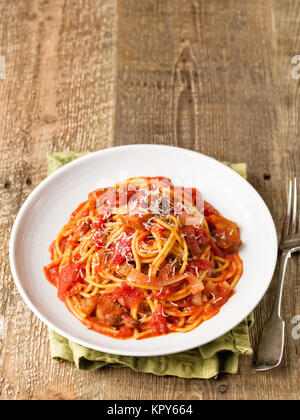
[47,151,253,379]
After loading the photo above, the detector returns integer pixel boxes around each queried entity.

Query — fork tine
[291,178,297,235]
[282,180,293,239]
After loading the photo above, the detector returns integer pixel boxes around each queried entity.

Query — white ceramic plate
[9,145,278,356]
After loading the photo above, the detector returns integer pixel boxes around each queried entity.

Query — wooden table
[0,0,299,400]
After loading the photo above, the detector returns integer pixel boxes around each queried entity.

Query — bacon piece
[181,226,209,257]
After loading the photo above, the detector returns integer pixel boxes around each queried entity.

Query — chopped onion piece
[191,293,203,306]
[188,275,205,294]
[127,268,189,287]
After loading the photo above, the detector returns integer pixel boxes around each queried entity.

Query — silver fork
[253,178,300,371]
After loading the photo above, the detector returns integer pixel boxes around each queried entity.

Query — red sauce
[150,304,167,335]
[44,178,243,340]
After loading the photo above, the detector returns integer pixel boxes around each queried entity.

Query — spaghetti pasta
[44,177,243,339]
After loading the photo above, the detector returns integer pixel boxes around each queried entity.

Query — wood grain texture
[0,0,299,400]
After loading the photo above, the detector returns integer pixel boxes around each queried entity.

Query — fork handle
[273,249,291,318]
[253,250,290,371]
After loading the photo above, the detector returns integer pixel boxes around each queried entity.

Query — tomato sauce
[150,304,167,335]
[44,177,243,340]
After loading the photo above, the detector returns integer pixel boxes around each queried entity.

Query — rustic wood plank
[0,0,299,400]
[0,0,117,400]
[113,0,300,400]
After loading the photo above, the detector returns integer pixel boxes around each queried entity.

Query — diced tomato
[150,304,167,335]
[58,263,80,301]
[44,265,59,287]
[208,215,241,252]
[113,283,145,309]
[111,232,134,265]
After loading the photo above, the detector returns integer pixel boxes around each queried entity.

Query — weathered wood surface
[0,0,299,400]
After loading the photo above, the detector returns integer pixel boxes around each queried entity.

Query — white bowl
[9,145,278,356]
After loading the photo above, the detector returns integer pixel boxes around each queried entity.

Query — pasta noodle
[44,177,243,339]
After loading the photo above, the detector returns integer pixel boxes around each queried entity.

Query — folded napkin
[47,151,253,379]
